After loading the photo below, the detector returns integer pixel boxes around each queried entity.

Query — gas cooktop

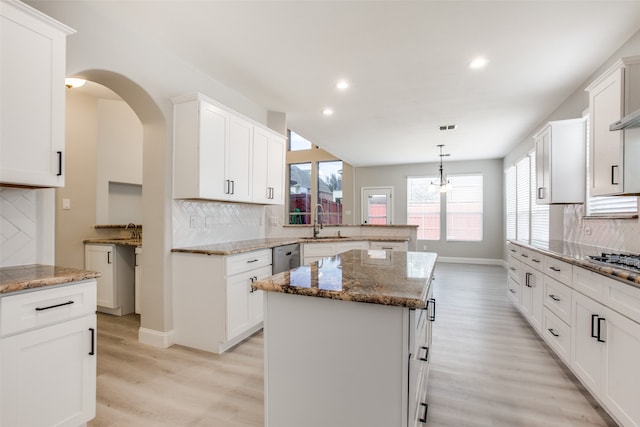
[588,253,640,272]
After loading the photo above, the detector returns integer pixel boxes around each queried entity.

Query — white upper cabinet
[534,118,586,204]
[0,0,75,187]
[586,56,640,196]
[173,93,286,204]
[252,126,285,205]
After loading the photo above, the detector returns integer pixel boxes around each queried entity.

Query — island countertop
[0,264,101,295]
[252,249,437,309]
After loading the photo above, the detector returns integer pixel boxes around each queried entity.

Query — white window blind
[530,151,549,242]
[446,174,483,241]
[516,156,530,241]
[407,176,440,240]
[584,115,638,216]
[505,166,516,240]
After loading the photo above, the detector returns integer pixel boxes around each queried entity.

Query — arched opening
[60,70,169,343]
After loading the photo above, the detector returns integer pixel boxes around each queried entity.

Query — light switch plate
[62,198,71,210]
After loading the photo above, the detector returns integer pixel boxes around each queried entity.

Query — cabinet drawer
[507,276,521,305]
[519,247,543,269]
[0,281,97,337]
[572,267,607,302]
[543,256,572,285]
[507,256,521,283]
[542,307,571,363]
[543,276,572,324]
[226,249,272,276]
[506,242,522,258]
[606,277,640,324]
[410,308,429,359]
[302,242,336,258]
[370,241,407,251]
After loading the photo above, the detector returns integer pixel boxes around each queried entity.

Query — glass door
[362,187,393,224]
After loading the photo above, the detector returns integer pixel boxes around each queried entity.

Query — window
[505,167,517,240]
[516,156,530,241]
[446,174,483,241]
[289,130,312,151]
[289,163,311,224]
[530,152,549,242]
[317,161,343,224]
[407,177,440,240]
[362,187,393,224]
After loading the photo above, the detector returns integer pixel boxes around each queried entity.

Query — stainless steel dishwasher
[272,243,301,274]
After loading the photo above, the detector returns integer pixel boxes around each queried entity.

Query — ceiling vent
[439,124,457,131]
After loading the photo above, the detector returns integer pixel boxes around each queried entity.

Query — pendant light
[429,144,452,193]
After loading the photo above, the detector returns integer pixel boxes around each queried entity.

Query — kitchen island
[252,249,437,427]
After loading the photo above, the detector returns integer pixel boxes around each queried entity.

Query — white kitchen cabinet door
[0,0,74,188]
[601,306,640,427]
[534,118,586,204]
[226,264,272,340]
[0,314,96,427]
[249,265,273,325]
[252,127,285,205]
[227,115,253,202]
[85,244,116,309]
[586,57,640,196]
[199,101,229,200]
[571,291,605,395]
[521,268,543,333]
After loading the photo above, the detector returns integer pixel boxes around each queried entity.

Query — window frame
[445,173,484,242]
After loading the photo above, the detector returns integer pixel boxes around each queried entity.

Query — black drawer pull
[548,328,559,337]
[532,258,541,263]
[549,266,560,272]
[509,288,516,294]
[35,300,74,311]
[89,328,95,355]
[597,317,606,343]
[548,294,560,302]
[509,249,516,253]
[56,151,63,176]
[419,402,429,423]
[521,253,529,258]
[611,165,619,185]
[428,298,436,321]
[591,314,598,339]
[419,346,429,362]
[247,259,259,263]
[509,267,516,271]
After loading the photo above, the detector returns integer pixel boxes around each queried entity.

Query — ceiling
[67,1,640,167]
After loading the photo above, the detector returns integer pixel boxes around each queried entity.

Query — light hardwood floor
[89,263,616,427]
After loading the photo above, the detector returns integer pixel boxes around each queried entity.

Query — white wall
[354,159,504,262]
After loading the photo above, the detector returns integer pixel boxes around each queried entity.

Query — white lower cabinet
[520,266,543,332]
[0,281,97,427]
[84,244,135,316]
[301,241,370,264]
[172,249,271,353]
[370,241,409,251]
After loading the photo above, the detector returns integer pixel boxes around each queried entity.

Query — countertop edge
[0,264,101,295]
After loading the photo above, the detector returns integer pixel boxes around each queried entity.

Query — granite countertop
[83,238,142,247]
[171,236,411,256]
[0,264,101,295]
[252,249,437,308]
[509,239,640,287]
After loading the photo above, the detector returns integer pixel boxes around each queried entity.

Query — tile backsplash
[564,203,640,253]
[172,200,266,248]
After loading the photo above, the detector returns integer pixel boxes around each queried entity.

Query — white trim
[436,257,504,266]
[138,327,175,348]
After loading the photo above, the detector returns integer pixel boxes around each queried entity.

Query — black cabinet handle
[549,266,560,272]
[509,267,516,271]
[419,402,429,423]
[611,165,619,185]
[107,251,112,264]
[521,253,529,258]
[532,258,541,264]
[548,294,560,302]
[597,317,606,343]
[591,314,598,339]
[56,151,63,176]
[509,288,516,294]
[509,249,517,253]
[225,180,230,194]
[428,298,436,321]
[135,253,139,267]
[230,180,235,195]
[419,346,429,362]
[538,187,545,199]
[247,259,259,263]
[525,272,532,288]
[548,328,559,337]
[89,328,95,355]
[35,300,74,311]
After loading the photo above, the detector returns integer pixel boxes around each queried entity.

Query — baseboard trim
[437,257,504,266]
[138,327,175,348]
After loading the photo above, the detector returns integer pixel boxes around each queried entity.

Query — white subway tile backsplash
[0,188,38,267]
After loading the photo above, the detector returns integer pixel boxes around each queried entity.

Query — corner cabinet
[173,93,286,205]
[585,56,640,196]
[85,244,135,316]
[0,0,75,188]
[0,280,97,427]
[534,118,586,204]
[172,249,272,354]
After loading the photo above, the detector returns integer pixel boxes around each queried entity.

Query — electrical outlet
[270,217,278,226]
[190,216,197,228]
[584,227,592,236]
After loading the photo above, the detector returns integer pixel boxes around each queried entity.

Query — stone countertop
[83,238,142,247]
[509,239,640,287]
[0,264,101,295]
[171,236,411,256]
[252,249,437,309]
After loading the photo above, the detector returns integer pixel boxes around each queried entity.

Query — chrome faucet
[313,204,325,239]
[126,223,140,240]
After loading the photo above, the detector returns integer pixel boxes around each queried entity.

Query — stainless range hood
[610,108,640,130]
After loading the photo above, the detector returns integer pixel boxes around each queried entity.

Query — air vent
[439,125,457,131]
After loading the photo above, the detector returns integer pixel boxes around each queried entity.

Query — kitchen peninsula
[252,249,437,427]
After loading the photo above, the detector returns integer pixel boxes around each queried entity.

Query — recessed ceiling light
[336,80,349,90]
[322,108,334,116]
[469,57,488,70]
[65,78,86,88]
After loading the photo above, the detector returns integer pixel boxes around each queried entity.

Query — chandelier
[428,144,452,193]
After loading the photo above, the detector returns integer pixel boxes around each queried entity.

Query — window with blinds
[446,174,483,241]
[407,176,440,240]
[516,156,530,241]
[530,151,549,242]
[505,167,516,240]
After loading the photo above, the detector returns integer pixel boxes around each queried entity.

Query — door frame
[361,186,394,224]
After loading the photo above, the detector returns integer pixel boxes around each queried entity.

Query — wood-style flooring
[89,262,616,427]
